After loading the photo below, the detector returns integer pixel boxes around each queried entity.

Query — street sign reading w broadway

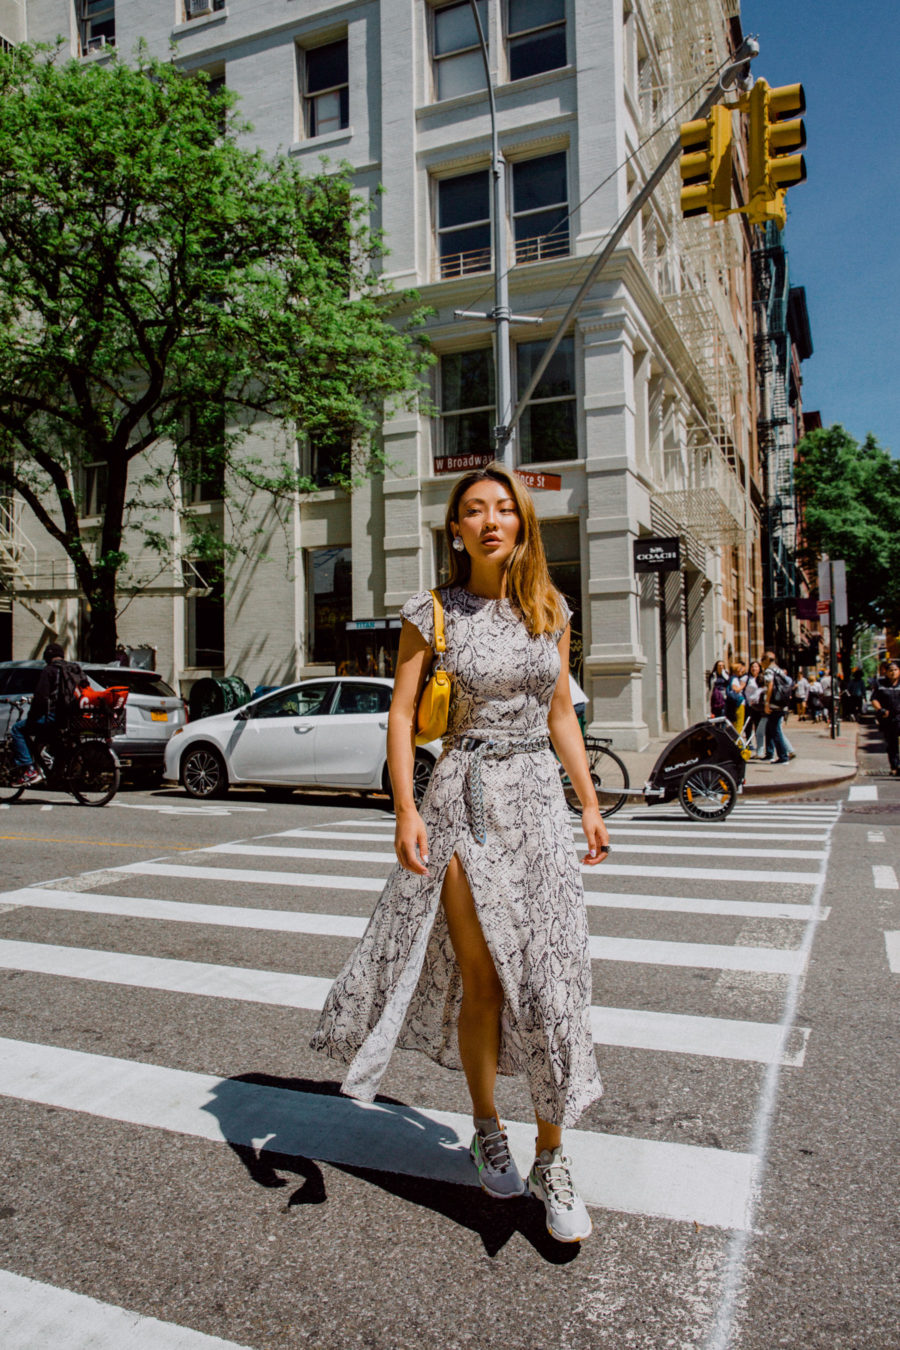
[633,536,681,573]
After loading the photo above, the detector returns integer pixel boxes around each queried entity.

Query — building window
[440,350,495,456]
[309,546,352,665]
[437,170,491,278]
[184,0,226,19]
[182,408,226,504]
[303,39,349,138]
[186,561,225,668]
[305,430,351,487]
[541,518,583,664]
[82,460,108,518]
[508,0,566,81]
[513,152,569,263]
[80,1,115,54]
[516,335,577,464]
[433,0,487,102]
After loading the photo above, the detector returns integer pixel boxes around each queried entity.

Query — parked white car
[164,676,441,803]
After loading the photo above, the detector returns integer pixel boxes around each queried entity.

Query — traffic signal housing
[746,79,806,228]
[680,104,733,220]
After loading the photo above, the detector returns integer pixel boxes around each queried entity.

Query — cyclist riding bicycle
[10,643,85,787]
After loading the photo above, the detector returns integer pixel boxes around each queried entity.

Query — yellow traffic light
[680,104,733,220]
[746,79,806,228]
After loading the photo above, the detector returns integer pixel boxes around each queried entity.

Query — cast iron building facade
[0,0,766,746]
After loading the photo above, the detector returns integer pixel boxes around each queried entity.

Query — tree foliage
[794,424,900,673]
[0,44,430,657]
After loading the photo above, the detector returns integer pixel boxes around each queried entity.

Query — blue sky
[740,0,898,453]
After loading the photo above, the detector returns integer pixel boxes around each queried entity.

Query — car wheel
[181,744,229,799]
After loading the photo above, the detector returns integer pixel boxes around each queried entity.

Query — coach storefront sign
[633,536,681,573]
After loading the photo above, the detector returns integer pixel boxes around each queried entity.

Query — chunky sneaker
[528,1147,592,1242]
[12,766,43,787]
[469,1117,526,1199]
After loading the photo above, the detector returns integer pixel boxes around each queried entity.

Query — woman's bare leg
[535,1115,562,1154]
[441,854,504,1119]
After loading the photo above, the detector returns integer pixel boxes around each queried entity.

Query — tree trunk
[84,572,119,662]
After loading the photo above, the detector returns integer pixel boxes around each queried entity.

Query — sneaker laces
[536,1155,576,1209]
[479,1127,514,1173]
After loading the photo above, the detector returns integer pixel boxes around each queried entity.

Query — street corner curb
[742,768,858,798]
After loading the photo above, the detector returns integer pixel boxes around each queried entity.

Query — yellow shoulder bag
[415,589,452,745]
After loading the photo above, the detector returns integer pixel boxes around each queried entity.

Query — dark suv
[0,661,187,779]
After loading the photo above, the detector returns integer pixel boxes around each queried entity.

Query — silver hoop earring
[452,536,465,552]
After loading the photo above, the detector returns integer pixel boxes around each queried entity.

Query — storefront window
[308,546,352,665]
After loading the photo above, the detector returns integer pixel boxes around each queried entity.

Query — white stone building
[0,0,765,746]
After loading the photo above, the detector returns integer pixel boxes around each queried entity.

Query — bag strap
[430,588,446,656]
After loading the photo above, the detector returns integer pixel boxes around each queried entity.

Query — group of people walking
[708,652,797,764]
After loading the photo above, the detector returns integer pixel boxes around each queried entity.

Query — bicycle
[560,734,630,819]
[0,695,124,807]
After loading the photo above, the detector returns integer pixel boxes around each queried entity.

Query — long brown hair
[443,463,569,638]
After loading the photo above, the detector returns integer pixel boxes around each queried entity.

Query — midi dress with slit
[309,585,603,1127]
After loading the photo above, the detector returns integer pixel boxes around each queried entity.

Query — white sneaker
[469,1118,526,1199]
[528,1147,592,1242]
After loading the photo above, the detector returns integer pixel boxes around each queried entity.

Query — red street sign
[515,470,562,491]
[816,600,830,614]
[431,458,561,490]
[433,453,493,475]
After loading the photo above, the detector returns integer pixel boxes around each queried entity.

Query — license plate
[151,712,169,722]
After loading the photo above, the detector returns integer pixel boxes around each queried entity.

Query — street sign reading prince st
[633,536,681,573]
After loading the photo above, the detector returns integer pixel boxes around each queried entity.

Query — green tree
[794,424,900,677]
[0,45,430,659]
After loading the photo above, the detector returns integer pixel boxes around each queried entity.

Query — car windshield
[0,668,41,695]
[86,669,178,698]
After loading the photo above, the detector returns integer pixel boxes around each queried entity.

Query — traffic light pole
[504,40,759,446]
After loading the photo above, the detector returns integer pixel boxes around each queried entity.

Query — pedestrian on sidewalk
[871,661,900,776]
[708,660,728,716]
[311,463,608,1244]
[725,661,747,734]
[794,669,810,720]
[745,659,767,756]
[761,651,795,764]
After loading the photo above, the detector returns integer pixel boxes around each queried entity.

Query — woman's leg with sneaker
[528,1112,592,1243]
[442,856,525,1198]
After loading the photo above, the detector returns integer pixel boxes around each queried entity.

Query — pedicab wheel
[71,741,120,806]
[0,778,25,803]
[678,764,737,822]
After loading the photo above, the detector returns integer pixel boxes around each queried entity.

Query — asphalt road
[0,734,897,1350]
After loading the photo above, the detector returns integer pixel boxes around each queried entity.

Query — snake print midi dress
[310,585,603,1126]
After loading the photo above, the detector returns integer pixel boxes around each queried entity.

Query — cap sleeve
[554,598,573,642]
[400,590,436,648]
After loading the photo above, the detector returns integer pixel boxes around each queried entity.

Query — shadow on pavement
[206,1072,579,1265]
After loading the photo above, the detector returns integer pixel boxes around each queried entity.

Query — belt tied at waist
[450,733,550,845]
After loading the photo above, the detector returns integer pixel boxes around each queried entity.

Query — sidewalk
[612,716,859,799]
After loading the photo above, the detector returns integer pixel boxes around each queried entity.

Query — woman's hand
[581,804,610,866]
[395,805,430,876]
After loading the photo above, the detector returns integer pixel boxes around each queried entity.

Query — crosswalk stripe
[884,932,900,973]
[0,1268,253,1350]
[0,883,824,929]
[872,865,899,890]
[587,935,804,975]
[237,839,826,862]
[0,934,805,1058]
[0,1037,758,1229]
[116,858,822,888]
[848,785,878,802]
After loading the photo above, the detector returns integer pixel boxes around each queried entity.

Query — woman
[311,464,609,1244]
[871,661,900,776]
[744,659,767,757]
[708,660,728,716]
[725,661,747,734]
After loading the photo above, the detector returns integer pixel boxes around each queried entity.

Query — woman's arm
[388,620,434,876]
[548,626,610,866]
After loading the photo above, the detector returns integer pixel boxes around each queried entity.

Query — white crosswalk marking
[0,1037,758,1230]
[884,933,900,973]
[872,865,899,890]
[0,1269,254,1350]
[0,798,840,1342]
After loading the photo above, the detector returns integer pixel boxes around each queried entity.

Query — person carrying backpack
[761,650,795,764]
[10,643,85,786]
